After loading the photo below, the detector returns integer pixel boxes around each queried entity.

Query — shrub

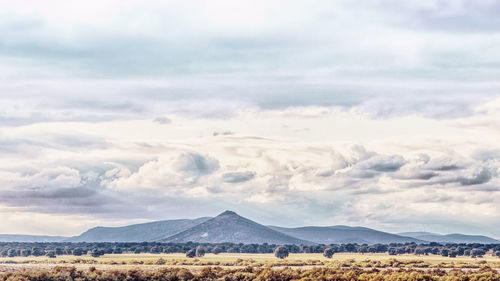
[195,246,206,257]
[186,249,196,258]
[323,247,335,258]
[274,246,289,259]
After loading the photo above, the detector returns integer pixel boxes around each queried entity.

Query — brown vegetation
[0,265,499,281]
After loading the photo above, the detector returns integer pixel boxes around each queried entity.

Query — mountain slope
[0,235,67,242]
[161,211,313,244]
[269,225,423,245]
[67,217,211,242]
[399,232,499,244]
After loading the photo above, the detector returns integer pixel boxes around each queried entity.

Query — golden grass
[0,252,498,265]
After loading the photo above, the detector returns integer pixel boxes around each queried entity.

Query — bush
[186,249,196,258]
[323,247,335,258]
[46,250,56,258]
[274,246,289,259]
[195,246,206,257]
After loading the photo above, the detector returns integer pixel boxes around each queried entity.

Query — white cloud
[0,0,500,237]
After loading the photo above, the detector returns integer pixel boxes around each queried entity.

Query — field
[1,252,499,272]
[1,253,499,280]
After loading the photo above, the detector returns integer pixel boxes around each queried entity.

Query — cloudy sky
[1,0,500,238]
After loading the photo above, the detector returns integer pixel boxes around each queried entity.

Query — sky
[1,0,500,238]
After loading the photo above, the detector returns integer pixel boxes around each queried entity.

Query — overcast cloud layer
[1,0,500,237]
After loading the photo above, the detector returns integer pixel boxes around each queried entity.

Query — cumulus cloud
[105,152,219,193]
[458,168,493,186]
[1,0,500,236]
[0,167,82,190]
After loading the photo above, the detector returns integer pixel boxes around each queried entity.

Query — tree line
[0,241,499,258]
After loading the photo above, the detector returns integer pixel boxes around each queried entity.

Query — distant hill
[66,217,211,242]
[161,211,313,244]
[399,232,499,244]
[269,225,423,245]
[0,235,67,242]
[4,212,499,245]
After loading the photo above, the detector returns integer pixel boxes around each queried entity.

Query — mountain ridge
[269,225,423,245]
[1,211,499,244]
[160,211,314,245]
[0,234,68,243]
[399,232,499,244]
[66,217,211,242]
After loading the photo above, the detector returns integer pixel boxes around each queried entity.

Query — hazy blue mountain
[5,214,498,245]
[398,232,440,237]
[0,235,67,242]
[161,211,314,244]
[269,225,423,245]
[67,217,211,242]
[399,232,499,244]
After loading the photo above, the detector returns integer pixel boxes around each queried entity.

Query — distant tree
[440,249,449,257]
[54,247,64,255]
[212,245,223,255]
[227,247,240,253]
[46,250,56,258]
[91,249,104,257]
[471,249,486,258]
[72,248,84,256]
[7,249,18,257]
[195,246,206,257]
[150,246,162,254]
[32,247,44,257]
[274,246,289,259]
[323,247,335,258]
[186,249,196,258]
[414,248,426,256]
[20,249,31,257]
[388,248,397,255]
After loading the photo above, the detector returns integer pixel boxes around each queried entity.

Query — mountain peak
[162,211,313,244]
[218,210,238,217]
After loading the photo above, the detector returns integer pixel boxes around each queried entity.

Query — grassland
[1,253,499,273]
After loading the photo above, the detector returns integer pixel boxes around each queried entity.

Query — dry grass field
[1,253,499,273]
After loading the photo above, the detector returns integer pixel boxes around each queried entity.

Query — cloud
[105,152,219,192]
[0,0,500,125]
[153,116,171,124]
[221,171,256,183]
[1,0,500,237]
[356,155,406,172]
[458,168,493,186]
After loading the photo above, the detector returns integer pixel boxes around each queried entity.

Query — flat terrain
[1,253,499,273]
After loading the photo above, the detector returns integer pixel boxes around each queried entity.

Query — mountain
[0,235,67,242]
[161,211,313,244]
[66,217,211,242]
[269,225,423,245]
[399,232,500,244]
[5,213,498,245]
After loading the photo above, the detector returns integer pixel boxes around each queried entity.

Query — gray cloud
[359,155,406,172]
[381,1,500,33]
[458,168,493,186]
[221,171,256,183]
[153,116,171,124]
[0,1,500,125]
